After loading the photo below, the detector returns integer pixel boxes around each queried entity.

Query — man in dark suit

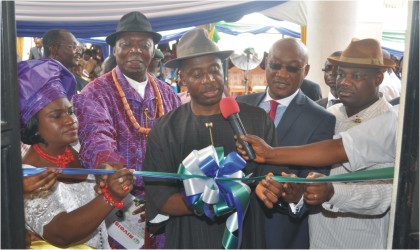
[300,79,322,101]
[316,51,342,108]
[260,51,322,101]
[28,38,43,59]
[236,38,336,248]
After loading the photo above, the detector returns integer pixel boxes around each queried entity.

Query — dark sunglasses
[269,63,307,73]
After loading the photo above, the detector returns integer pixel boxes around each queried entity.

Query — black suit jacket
[300,79,322,101]
[237,91,336,249]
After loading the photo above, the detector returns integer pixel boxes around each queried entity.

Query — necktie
[268,100,279,121]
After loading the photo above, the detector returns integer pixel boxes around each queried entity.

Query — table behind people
[143,28,280,249]
[73,11,181,249]
[19,58,134,249]
[307,38,396,249]
[236,37,336,249]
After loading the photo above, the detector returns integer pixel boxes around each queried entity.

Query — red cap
[220,97,240,119]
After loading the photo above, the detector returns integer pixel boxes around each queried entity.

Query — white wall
[305,0,359,97]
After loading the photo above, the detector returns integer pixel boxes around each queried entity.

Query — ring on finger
[118,177,124,183]
[313,194,318,199]
[39,185,46,192]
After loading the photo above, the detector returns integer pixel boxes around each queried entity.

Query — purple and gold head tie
[18,58,76,126]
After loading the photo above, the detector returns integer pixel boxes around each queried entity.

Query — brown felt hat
[106,11,161,46]
[165,28,233,68]
[328,38,395,69]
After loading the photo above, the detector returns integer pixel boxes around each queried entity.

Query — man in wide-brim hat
[143,28,279,248]
[73,11,181,249]
[304,37,396,249]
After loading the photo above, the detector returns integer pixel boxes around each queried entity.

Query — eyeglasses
[58,44,81,52]
[269,63,307,73]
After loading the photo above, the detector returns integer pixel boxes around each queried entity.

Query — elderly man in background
[73,11,181,248]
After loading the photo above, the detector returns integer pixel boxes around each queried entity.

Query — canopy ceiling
[15,1,287,38]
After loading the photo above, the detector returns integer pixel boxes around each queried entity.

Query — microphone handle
[228,114,256,160]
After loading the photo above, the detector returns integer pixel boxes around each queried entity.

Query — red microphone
[220,97,256,160]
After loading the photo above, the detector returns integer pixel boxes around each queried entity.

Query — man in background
[43,29,87,92]
[317,51,342,108]
[28,37,44,59]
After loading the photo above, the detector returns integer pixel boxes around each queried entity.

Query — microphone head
[220,97,240,119]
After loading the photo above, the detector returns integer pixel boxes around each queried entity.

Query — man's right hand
[255,173,283,209]
[235,134,272,163]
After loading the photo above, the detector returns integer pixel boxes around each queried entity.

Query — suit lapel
[276,92,306,143]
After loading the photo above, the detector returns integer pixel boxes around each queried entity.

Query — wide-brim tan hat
[106,11,161,46]
[328,38,395,69]
[165,28,233,68]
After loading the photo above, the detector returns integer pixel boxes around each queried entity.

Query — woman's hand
[23,168,62,194]
[106,168,135,201]
[94,162,124,195]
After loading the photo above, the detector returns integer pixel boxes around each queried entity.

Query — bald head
[269,38,309,64]
[265,38,310,99]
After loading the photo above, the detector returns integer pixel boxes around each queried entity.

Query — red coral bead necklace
[33,144,75,168]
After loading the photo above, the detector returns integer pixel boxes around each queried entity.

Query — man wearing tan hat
[143,28,279,248]
[73,11,181,248]
[303,38,395,248]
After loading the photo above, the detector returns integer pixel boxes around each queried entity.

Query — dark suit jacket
[300,79,322,101]
[237,91,336,249]
[316,97,328,108]
[29,47,43,59]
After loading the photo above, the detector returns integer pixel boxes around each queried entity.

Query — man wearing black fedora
[73,11,181,248]
[143,28,281,248]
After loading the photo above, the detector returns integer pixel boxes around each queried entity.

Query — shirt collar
[263,88,300,107]
[123,74,147,98]
[328,92,338,102]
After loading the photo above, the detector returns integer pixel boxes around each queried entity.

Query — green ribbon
[217,166,394,183]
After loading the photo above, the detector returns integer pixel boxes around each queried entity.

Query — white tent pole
[305,0,359,97]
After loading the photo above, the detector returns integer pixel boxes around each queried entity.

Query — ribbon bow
[177,145,250,249]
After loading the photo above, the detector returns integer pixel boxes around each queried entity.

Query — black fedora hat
[106,11,162,46]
